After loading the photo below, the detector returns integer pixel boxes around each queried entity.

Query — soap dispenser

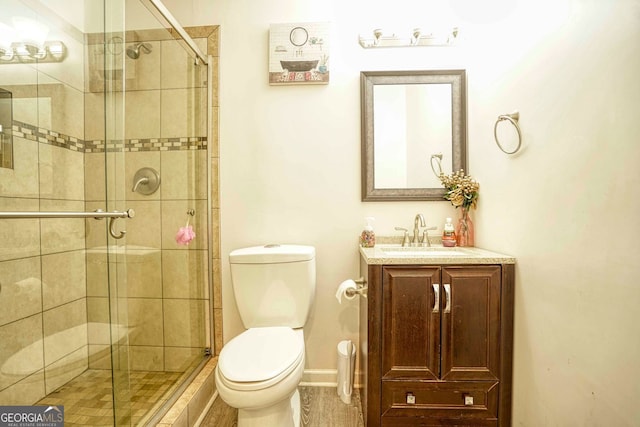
[360,217,376,248]
[442,217,457,247]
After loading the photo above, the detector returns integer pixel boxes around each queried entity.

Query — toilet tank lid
[229,244,315,264]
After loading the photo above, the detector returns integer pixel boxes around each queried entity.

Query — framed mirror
[361,69,466,201]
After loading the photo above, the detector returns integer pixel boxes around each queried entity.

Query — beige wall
[179,0,639,424]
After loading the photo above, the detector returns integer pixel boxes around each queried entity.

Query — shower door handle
[109,217,126,239]
[0,209,135,240]
[0,209,135,219]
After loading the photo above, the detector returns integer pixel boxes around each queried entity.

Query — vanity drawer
[381,380,499,425]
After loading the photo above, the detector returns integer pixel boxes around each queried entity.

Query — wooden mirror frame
[361,69,467,201]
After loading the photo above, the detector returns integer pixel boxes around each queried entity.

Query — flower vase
[456,208,475,247]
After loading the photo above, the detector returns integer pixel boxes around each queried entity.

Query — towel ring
[430,153,443,178]
[494,111,522,154]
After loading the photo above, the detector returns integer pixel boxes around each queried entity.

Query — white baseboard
[301,369,362,389]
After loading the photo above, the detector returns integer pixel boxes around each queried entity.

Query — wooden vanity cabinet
[359,262,515,427]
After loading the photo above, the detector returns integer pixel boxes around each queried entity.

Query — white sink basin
[380,246,468,257]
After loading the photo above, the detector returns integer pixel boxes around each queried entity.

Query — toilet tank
[229,244,316,329]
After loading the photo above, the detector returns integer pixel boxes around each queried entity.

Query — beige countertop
[359,243,516,265]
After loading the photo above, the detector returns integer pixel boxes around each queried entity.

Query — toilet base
[237,388,300,427]
[291,388,301,427]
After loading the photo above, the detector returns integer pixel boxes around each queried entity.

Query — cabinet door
[381,266,440,381]
[441,266,501,381]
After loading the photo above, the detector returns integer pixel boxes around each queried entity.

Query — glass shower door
[0,0,211,424]
[105,0,212,424]
[80,0,136,424]
[98,0,134,424]
[0,0,134,425]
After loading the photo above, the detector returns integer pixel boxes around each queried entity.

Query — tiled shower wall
[0,23,220,404]
[82,27,221,372]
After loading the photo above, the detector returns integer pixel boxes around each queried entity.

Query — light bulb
[12,16,49,57]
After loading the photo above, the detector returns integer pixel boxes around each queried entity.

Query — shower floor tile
[36,369,183,426]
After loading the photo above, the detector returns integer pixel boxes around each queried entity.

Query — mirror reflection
[361,70,466,201]
[0,88,13,169]
[373,83,452,189]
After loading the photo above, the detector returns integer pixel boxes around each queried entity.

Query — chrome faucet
[395,227,410,247]
[412,214,426,246]
[422,225,437,247]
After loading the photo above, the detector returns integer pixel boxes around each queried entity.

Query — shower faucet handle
[131,167,160,195]
[131,176,149,192]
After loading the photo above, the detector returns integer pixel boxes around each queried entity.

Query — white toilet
[215,244,316,427]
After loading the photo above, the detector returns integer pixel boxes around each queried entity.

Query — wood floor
[200,386,364,427]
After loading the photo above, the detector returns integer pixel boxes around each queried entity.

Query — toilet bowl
[218,245,315,427]
[215,326,305,427]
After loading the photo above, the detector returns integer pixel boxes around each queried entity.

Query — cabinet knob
[464,394,474,406]
[406,392,416,404]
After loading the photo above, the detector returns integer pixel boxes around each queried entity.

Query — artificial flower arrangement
[438,169,479,246]
[439,169,479,210]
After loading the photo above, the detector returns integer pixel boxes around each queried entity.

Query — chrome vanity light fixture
[359,26,458,48]
[0,19,67,64]
[411,28,422,45]
[372,28,383,46]
[7,40,67,62]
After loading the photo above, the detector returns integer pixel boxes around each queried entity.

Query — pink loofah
[175,225,195,245]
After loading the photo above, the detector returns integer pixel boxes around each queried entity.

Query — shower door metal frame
[147,0,209,65]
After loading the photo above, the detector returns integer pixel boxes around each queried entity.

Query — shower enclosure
[0,0,217,425]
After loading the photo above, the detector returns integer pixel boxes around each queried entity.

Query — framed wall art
[269,22,330,85]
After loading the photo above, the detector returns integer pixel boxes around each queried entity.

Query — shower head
[126,42,152,59]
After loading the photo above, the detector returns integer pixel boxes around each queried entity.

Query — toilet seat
[218,326,304,392]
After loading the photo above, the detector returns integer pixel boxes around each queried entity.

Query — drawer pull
[406,392,416,404]
[432,284,439,313]
[464,394,474,406]
[444,284,451,313]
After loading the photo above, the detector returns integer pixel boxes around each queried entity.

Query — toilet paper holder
[345,277,368,298]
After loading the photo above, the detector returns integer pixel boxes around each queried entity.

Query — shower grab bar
[0,209,135,239]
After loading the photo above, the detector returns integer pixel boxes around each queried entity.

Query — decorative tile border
[12,120,207,153]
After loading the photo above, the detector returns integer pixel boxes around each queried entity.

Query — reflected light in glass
[11,16,49,51]
[0,23,15,60]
